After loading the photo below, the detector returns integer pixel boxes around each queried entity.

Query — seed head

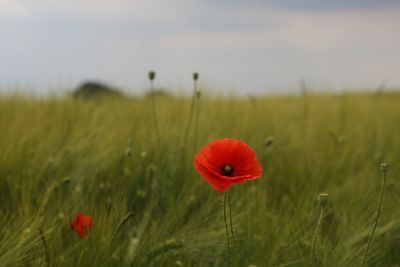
[264,136,274,147]
[124,147,133,157]
[317,193,329,207]
[58,212,65,220]
[124,238,139,265]
[193,72,199,81]
[136,190,147,198]
[380,162,389,174]
[148,71,156,81]
[221,165,234,176]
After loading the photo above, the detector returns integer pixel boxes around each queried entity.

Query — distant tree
[73,81,123,99]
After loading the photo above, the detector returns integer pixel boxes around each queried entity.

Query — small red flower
[194,138,263,192]
[70,212,93,239]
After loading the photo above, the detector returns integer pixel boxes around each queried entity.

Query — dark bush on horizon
[73,81,123,99]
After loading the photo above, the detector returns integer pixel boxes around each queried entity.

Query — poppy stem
[224,192,231,267]
[183,77,198,150]
[310,206,324,266]
[361,162,388,267]
[192,84,201,152]
[149,79,161,150]
[228,191,236,243]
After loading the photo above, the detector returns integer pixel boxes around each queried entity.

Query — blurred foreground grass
[0,92,399,267]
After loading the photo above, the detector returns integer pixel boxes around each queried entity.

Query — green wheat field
[0,90,399,267]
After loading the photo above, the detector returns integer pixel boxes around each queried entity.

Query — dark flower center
[221,165,234,177]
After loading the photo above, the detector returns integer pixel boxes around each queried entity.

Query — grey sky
[0,0,399,95]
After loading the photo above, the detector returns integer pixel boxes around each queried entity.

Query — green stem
[111,211,135,243]
[150,80,161,150]
[38,228,50,267]
[224,192,231,267]
[183,80,197,149]
[228,191,236,243]
[310,206,324,266]
[192,88,201,152]
[361,166,387,267]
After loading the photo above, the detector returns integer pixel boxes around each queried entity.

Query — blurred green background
[0,91,399,266]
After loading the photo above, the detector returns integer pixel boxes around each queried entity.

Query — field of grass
[0,91,399,267]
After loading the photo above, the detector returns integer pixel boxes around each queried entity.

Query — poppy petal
[194,138,263,192]
[194,160,231,192]
[70,212,93,239]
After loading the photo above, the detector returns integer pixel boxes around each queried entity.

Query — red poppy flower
[194,138,263,192]
[70,212,93,239]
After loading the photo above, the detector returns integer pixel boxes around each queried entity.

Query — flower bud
[318,193,329,207]
[58,212,65,220]
[136,189,147,198]
[264,136,274,147]
[148,71,156,81]
[193,72,199,81]
[380,162,389,174]
[124,147,133,157]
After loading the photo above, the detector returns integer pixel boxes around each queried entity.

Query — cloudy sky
[0,0,399,95]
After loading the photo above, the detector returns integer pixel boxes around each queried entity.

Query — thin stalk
[228,191,236,243]
[183,79,197,149]
[361,164,388,267]
[224,192,231,267]
[150,80,161,149]
[310,206,324,266]
[111,212,135,243]
[38,228,50,267]
[193,89,201,151]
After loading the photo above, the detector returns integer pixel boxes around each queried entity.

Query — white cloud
[161,7,400,53]
[19,0,186,22]
[273,8,400,50]
[152,7,400,91]
[0,1,400,93]
[0,0,30,17]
